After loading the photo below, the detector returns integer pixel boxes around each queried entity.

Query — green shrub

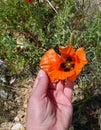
[0,0,101,88]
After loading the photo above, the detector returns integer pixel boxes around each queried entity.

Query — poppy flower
[24,0,33,4]
[40,45,88,82]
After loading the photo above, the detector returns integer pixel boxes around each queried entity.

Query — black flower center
[60,56,74,71]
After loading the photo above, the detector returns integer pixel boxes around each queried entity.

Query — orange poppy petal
[74,48,88,77]
[40,49,63,73]
[40,49,75,82]
[40,46,88,82]
[25,0,33,4]
[49,70,75,82]
[59,45,75,59]
[67,73,77,81]
[76,48,88,64]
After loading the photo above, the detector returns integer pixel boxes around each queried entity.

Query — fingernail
[37,70,46,78]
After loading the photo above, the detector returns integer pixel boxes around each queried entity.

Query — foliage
[0,0,100,89]
[0,0,100,87]
[0,0,101,128]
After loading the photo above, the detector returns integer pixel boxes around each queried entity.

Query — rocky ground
[0,76,33,130]
[0,75,85,130]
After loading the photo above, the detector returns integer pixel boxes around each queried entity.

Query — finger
[34,70,49,98]
[53,80,64,100]
[49,82,57,90]
[55,90,71,106]
[56,80,64,91]
[31,78,38,95]
[64,79,74,101]
[65,79,74,89]
[33,78,38,88]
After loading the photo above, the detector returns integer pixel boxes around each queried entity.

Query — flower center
[60,56,74,71]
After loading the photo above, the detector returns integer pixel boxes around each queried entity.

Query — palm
[27,70,73,130]
[42,81,73,130]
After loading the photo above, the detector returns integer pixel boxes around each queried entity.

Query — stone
[74,85,79,89]
[72,96,78,102]
[0,59,7,85]
[0,90,8,99]
[14,116,19,122]
[10,78,16,85]
[11,123,24,130]
[0,122,13,130]
[79,95,84,100]
[23,103,27,109]
[0,76,6,84]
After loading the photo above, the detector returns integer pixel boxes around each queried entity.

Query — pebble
[17,99,21,103]
[11,123,24,130]
[0,122,13,130]
[21,88,25,92]
[0,90,8,99]
[23,103,27,109]
[74,85,79,89]
[14,116,19,122]
[74,89,82,95]
[79,95,84,100]
[72,96,78,102]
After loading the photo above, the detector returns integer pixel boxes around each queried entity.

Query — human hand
[27,70,73,130]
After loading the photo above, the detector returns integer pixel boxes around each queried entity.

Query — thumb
[34,70,49,98]
[64,80,74,101]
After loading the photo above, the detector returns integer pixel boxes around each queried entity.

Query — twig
[46,0,58,14]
